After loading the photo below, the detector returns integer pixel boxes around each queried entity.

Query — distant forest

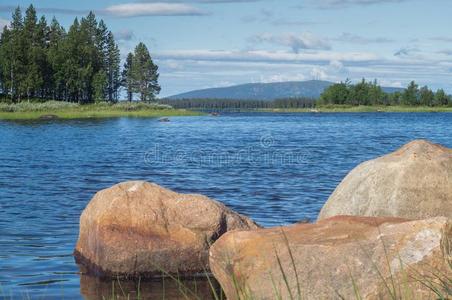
[0,5,160,103]
[320,79,451,107]
[165,79,451,109]
[160,98,316,110]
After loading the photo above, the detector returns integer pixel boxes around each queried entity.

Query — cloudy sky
[1,0,452,96]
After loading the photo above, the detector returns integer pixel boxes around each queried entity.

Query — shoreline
[0,105,204,120]
[255,105,452,113]
[1,104,451,120]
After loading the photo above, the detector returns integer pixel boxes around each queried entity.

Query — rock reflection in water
[80,273,222,300]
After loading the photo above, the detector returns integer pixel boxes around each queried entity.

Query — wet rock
[74,181,259,278]
[39,114,58,120]
[79,272,221,300]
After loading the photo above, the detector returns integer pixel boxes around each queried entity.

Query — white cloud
[156,49,379,64]
[258,73,307,83]
[312,0,413,8]
[241,9,321,27]
[310,66,328,80]
[104,3,206,17]
[114,29,135,41]
[394,47,420,57]
[334,32,394,44]
[141,0,262,2]
[329,60,344,71]
[430,36,452,43]
[0,3,208,17]
[0,18,9,31]
[156,47,452,96]
[0,5,89,15]
[161,59,185,70]
[438,49,452,56]
[249,32,331,53]
[378,79,404,88]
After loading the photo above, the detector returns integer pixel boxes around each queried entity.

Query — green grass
[3,101,450,119]
[223,229,452,300]
[0,101,203,120]
[259,105,452,113]
[2,255,449,300]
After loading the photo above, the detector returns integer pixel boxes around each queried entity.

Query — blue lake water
[0,112,451,299]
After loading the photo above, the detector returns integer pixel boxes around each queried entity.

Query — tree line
[0,5,160,103]
[319,79,451,106]
[160,98,316,110]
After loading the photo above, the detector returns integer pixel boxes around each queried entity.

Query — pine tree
[47,17,66,100]
[402,81,419,106]
[131,42,160,101]
[106,32,120,102]
[36,16,51,99]
[96,20,108,69]
[433,89,449,106]
[23,5,46,100]
[0,7,161,103]
[0,25,11,96]
[8,7,25,101]
[121,53,134,101]
[79,13,99,102]
[419,86,434,106]
[93,70,107,102]
[64,17,82,102]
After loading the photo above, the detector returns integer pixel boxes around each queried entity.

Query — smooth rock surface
[318,140,452,220]
[210,216,452,300]
[74,181,259,277]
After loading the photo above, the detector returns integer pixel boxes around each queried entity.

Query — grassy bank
[259,105,452,113]
[2,102,451,120]
[0,101,203,120]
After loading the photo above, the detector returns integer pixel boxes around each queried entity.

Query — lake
[0,112,451,299]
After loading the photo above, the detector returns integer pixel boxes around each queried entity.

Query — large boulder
[210,216,452,300]
[74,181,259,277]
[318,140,452,220]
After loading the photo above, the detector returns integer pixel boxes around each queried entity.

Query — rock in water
[39,114,58,120]
[318,140,452,220]
[209,216,452,300]
[74,181,259,277]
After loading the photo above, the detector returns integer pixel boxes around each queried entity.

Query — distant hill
[167,80,404,101]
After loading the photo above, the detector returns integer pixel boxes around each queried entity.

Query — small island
[0,6,199,120]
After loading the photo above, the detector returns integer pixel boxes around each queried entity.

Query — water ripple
[0,112,451,298]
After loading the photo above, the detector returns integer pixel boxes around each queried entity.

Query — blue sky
[1,0,452,97]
